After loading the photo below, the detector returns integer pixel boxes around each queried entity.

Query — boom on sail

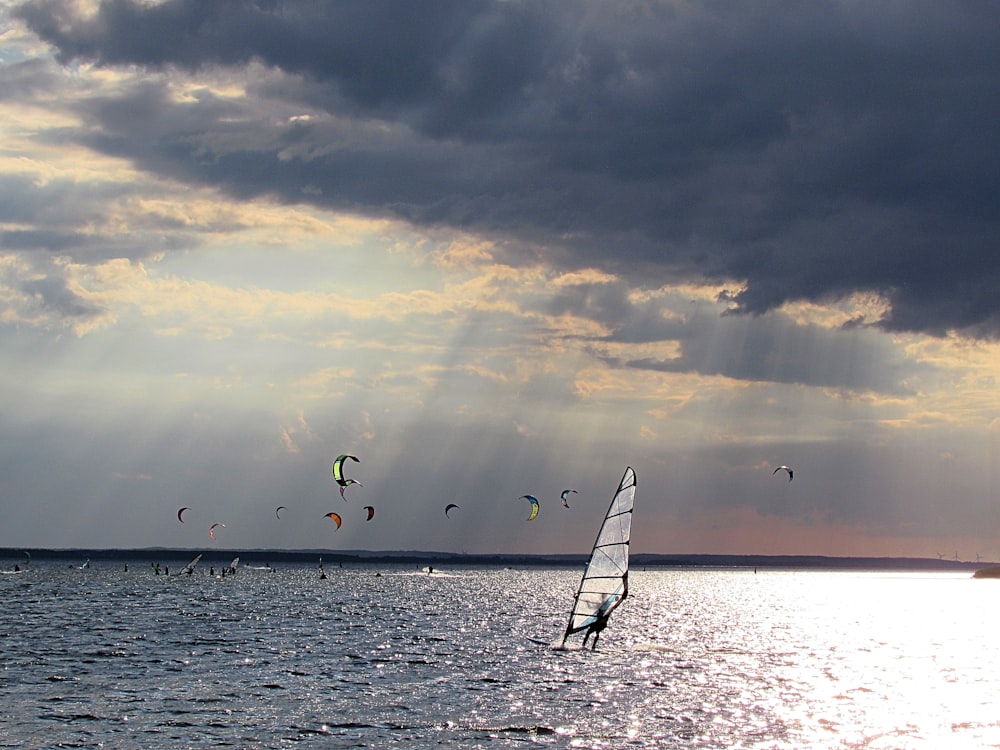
[561,466,636,649]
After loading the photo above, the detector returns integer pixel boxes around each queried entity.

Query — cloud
[11,0,1000,337]
[620,304,923,395]
[5,2,1000,559]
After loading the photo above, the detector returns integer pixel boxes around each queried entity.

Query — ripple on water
[3,565,1000,747]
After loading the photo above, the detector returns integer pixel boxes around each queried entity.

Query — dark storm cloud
[15,0,1000,336]
[618,310,920,395]
[542,278,920,393]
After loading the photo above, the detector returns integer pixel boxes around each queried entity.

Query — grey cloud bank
[14,0,1000,337]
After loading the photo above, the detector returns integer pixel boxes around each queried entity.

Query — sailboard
[177,553,202,575]
[560,466,636,650]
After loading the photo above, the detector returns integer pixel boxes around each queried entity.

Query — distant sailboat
[561,466,636,650]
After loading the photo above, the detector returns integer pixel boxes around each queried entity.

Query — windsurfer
[582,612,610,650]
[559,467,635,651]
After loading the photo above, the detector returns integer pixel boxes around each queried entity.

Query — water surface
[2,562,998,748]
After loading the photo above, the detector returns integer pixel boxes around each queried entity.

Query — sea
[1,559,999,749]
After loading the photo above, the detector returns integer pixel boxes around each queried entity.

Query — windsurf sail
[561,466,636,649]
[178,553,202,575]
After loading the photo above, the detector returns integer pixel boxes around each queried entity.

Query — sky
[2,0,1000,559]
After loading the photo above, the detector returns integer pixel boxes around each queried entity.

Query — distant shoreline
[1,547,993,571]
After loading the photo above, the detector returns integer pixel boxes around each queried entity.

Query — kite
[324,512,342,529]
[177,507,189,523]
[209,523,225,540]
[363,506,375,521]
[339,481,361,500]
[275,505,286,519]
[444,503,460,518]
[560,489,577,508]
[520,494,540,521]
[333,454,361,487]
[773,465,794,481]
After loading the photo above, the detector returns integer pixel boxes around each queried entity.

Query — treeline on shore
[1,547,993,571]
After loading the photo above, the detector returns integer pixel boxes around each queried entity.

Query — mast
[562,466,636,647]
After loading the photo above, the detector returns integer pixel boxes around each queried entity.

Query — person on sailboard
[582,612,610,650]
[581,594,619,650]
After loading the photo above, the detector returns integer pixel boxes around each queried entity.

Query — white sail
[178,553,202,575]
[562,466,635,647]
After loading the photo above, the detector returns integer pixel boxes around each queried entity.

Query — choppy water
[2,561,999,749]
